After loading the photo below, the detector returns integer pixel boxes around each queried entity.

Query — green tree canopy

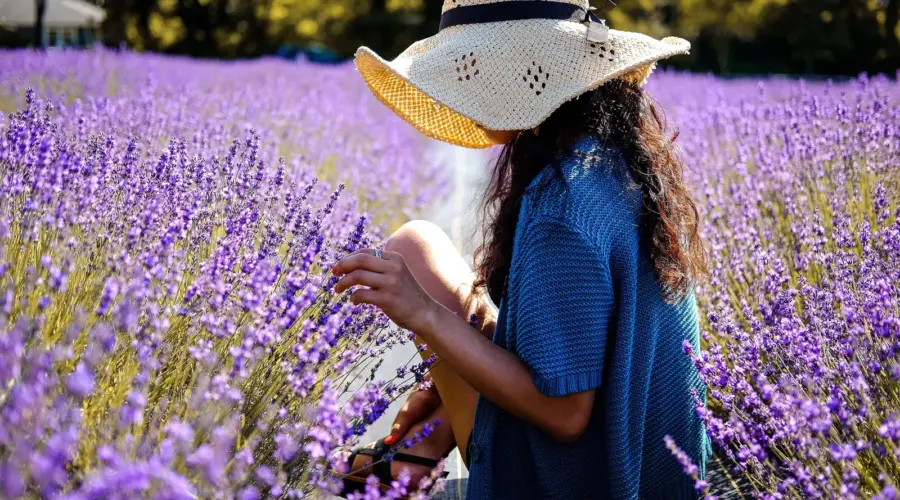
[89,0,900,75]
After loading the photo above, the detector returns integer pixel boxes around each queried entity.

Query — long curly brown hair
[473,78,707,305]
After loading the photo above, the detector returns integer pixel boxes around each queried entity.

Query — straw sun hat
[355,0,690,149]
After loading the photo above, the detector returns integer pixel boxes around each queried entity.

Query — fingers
[334,270,388,294]
[385,391,441,446]
[332,249,396,276]
[385,399,416,446]
[349,288,379,306]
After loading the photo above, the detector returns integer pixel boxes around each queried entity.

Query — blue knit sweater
[465,136,710,499]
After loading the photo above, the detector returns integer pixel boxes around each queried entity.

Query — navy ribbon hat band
[439,1,601,32]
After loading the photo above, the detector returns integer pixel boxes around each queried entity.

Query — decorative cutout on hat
[455,51,480,81]
[522,61,549,96]
[588,42,616,62]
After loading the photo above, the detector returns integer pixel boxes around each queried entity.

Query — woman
[333,1,711,498]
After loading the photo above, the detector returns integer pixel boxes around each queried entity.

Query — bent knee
[387,220,481,316]
[385,220,451,258]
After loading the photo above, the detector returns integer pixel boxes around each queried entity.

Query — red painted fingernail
[331,267,338,275]
[384,436,396,445]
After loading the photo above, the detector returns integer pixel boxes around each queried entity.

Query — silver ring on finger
[374,248,384,259]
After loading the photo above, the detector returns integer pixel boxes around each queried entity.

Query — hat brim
[356,21,690,149]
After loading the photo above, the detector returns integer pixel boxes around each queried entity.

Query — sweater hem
[532,370,602,397]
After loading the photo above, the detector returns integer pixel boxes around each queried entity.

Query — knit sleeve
[510,218,614,397]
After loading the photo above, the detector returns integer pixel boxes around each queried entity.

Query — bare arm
[417,300,595,442]
[332,249,594,442]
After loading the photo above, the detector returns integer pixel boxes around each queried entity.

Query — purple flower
[665,436,700,477]
[255,465,276,486]
[651,73,900,497]
[875,486,898,500]
[880,415,900,443]
[238,485,261,500]
[0,462,25,498]
[65,362,95,398]
[0,60,440,495]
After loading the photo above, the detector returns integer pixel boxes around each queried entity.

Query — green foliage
[610,0,898,74]
[90,0,900,74]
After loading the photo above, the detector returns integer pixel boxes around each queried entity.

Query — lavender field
[654,74,900,499]
[0,49,898,499]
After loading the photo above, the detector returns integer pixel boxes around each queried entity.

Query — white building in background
[0,0,106,47]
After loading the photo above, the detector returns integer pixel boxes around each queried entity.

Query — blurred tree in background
[609,0,899,74]
[20,0,900,75]
[95,0,435,59]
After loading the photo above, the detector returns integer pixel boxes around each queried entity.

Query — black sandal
[340,438,448,496]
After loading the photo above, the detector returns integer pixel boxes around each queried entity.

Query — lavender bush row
[0,49,450,227]
[651,74,900,498]
[0,50,449,499]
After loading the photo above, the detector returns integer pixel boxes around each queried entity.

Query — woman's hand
[334,252,595,443]
[332,248,440,333]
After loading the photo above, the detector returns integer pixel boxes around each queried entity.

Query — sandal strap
[355,439,440,468]
[355,437,391,457]
[370,438,394,485]
[342,437,445,496]
[342,439,390,495]
[342,448,368,495]
[390,452,440,468]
